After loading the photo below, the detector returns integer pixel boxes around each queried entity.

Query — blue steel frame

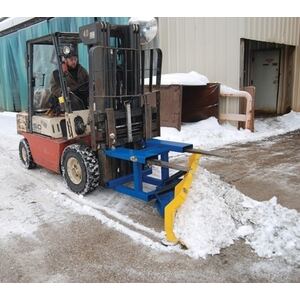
[105,138,193,216]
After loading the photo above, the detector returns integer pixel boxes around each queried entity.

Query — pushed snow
[175,168,300,265]
[161,111,300,150]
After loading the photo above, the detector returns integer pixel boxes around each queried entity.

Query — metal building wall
[244,17,300,46]
[159,18,243,88]
[158,17,300,112]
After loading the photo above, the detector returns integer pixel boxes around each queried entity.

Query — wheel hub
[21,147,27,162]
[67,157,82,185]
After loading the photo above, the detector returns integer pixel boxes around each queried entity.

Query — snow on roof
[0,17,35,32]
[159,71,209,86]
[146,71,243,97]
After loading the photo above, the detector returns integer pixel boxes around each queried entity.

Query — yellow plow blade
[164,153,201,243]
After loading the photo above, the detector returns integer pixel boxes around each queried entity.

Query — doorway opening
[240,39,295,116]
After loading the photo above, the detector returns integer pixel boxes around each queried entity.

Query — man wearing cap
[48,46,89,115]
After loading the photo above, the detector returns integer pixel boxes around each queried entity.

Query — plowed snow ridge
[175,168,300,265]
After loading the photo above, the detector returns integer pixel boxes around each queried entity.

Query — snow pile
[174,168,300,265]
[161,111,300,150]
[174,170,237,257]
[155,71,300,149]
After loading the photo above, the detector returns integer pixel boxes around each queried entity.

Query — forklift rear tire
[61,144,100,195]
[19,138,36,169]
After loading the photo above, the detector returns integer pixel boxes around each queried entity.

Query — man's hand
[62,62,68,74]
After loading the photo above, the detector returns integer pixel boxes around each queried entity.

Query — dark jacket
[50,63,89,98]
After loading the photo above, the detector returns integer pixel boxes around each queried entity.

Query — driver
[48,46,89,115]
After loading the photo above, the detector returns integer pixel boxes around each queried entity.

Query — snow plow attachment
[105,139,210,244]
[164,153,201,243]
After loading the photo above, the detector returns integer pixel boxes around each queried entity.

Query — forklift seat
[33,88,51,111]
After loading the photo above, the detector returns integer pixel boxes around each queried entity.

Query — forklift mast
[79,22,162,151]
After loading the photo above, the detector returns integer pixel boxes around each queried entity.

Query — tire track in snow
[60,192,164,240]
[52,190,184,254]
[2,142,184,254]
[26,168,167,245]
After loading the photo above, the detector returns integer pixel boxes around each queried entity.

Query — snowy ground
[161,111,300,150]
[1,111,300,277]
[0,112,172,252]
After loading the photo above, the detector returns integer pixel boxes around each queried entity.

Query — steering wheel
[69,91,87,110]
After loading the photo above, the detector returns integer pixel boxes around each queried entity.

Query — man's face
[65,56,78,69]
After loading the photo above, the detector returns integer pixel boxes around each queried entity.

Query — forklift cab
[26,32,90,140]
[25,22,162,144]
[28,33,83,111]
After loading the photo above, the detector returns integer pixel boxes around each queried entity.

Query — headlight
[129,17,158,45]
[74,116,86,135]
[62,46,71,56]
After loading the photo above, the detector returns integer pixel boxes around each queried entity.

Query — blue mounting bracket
[105,139,193,216]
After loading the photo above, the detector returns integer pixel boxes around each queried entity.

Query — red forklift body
[22,132,91,173]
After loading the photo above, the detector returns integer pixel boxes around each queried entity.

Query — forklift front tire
[19,138,36,169]
[61,144,100,195]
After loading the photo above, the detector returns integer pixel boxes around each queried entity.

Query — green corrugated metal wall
[0,17,128,111]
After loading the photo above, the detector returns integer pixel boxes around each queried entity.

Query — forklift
[17,19,202,243]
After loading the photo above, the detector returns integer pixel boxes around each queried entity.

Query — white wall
[158,17,300,112]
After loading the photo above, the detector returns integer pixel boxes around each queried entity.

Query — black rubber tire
[61,144,100,195]
[19,138,36,169]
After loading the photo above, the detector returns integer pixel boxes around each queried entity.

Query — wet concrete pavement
[202,130,300,211]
